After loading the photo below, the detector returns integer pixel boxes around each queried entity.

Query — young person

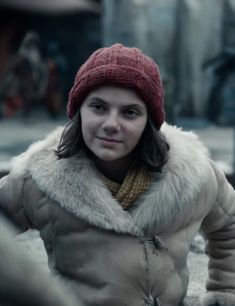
[0,43,235,306]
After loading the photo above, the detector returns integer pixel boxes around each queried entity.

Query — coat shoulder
[161,123,210,176]
[161,123,209,158]
[10,126,64,177]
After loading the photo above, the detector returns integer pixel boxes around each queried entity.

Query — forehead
[84,85,147,107]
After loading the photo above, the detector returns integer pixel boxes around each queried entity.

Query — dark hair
[56,112,170,172]
[134,117,170,171]
[56,111,84,158]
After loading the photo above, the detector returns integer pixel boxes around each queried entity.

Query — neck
[94,155,134,184]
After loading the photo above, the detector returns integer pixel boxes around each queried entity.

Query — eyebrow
[89,97,108,104]
[88,97,146,110]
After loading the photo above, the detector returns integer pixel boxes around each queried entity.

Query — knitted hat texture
[67,43,165,129]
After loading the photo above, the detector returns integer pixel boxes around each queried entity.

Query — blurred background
[0,0,234,186]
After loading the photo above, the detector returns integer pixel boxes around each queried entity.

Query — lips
[97,137,122,143]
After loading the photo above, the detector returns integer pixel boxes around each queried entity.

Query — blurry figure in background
[202,47,235,125]
[17,31,48,118]
[0,31,48,119]
[0,58,23,118]
[45,41,67,119]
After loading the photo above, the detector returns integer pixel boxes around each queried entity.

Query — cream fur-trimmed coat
[0,123,235,306]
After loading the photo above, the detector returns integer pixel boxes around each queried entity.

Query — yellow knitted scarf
[100,165,154,209]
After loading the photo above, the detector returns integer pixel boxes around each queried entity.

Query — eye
[90,103,107,113]
[123,108,140,119]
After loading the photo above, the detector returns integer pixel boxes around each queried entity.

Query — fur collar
[11,123,210,237]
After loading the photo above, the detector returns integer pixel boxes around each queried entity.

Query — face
[80,85,148,162]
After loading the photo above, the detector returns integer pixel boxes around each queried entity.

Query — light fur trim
[10,123,211,236]
[10,127,63,177]
[130,123,210,233]
[182,296,201,306]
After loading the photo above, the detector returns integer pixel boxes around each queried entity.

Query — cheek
[80,117,87,138]
[81,122,93,143]
[80,119,92,146]
[80,111,96,138]
[126,120,147,140]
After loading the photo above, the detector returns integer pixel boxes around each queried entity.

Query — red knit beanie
[67,43,165,129]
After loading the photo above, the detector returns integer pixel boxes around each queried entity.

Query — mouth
[97,137,122,143]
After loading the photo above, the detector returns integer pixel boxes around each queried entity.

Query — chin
[95,151,125,162]
[92,149,130,162]
[98,155,120,162]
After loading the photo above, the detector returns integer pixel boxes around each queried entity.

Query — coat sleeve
[0,173,32,232]
[200,162,235,306]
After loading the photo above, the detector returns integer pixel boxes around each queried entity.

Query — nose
[102,112,120,134]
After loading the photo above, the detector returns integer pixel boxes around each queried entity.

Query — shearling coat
[0,123,235,306]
